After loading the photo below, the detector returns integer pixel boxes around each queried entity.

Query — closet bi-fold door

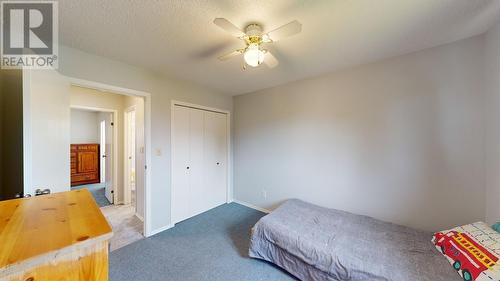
[203,111,227,210]
[188,108,206,217]
[172,105,228,224]
[172,106,191,223]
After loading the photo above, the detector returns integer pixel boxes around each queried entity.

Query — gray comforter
[249,199,461,281]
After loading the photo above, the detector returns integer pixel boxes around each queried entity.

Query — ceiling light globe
[244,44,265,67]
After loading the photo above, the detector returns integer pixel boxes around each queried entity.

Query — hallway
[101,203,144,251]
[71,183,111,207]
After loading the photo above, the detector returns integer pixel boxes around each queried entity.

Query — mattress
[249,199,461,281]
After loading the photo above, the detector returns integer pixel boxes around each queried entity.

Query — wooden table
[0,189,113,281]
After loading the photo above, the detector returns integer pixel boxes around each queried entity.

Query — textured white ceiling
[60,0,500,95]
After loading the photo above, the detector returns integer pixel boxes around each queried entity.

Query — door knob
[216,162,220,165]
[186,166,190,170]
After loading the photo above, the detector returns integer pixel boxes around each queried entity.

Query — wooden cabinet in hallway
[71,144,100,186]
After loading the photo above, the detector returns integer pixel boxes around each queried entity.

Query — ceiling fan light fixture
[215,18,301,69]
[243,43,265,67]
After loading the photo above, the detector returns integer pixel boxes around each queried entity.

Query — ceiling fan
[214,18,302,69]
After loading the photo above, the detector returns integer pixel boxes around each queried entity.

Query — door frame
[70,105,118,204]
[123,105,136,206]
[69,77,153,237]
[170,100,231,225]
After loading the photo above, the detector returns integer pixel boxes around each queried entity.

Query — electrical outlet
[262,189,267,199]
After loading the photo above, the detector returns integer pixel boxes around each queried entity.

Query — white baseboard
[148,223,174,237]
[135,213,144,222]
[232,199,271,214]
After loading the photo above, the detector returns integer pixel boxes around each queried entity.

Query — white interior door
[124,109,136,205]
[100,120,106,183]
[103,113,114,203]
[135,101,145,219]
[172,106,191,223]
[203,111,228,209]
[25,69,71,196]
[129,111,136,193]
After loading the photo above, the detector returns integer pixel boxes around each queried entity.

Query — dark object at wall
[35,188,51,196]
[0,69,24,200]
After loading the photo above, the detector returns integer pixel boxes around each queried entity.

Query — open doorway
[124,106,136,208]
[69,85,146,251]
[70,108,114,207]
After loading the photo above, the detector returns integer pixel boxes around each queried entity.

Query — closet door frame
[170,100,231,225]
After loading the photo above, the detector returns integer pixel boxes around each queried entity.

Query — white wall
[485,20,500,225]
[25,69,71,195]
[54,46,233,234]
[233,36,486,232]
[70,109,99,144]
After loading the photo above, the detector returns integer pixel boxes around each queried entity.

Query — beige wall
[58,46,233,234]
[233,35,486,232]
[485,20,500,225]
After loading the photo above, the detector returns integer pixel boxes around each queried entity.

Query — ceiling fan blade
[213,18,246,38]
[218,49,244,61]
[264,51,279,68]
[265,20,302,42]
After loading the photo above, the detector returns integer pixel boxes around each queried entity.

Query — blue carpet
[89,187,111,207]
[72,183,111,207]
[109,203,297,281]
